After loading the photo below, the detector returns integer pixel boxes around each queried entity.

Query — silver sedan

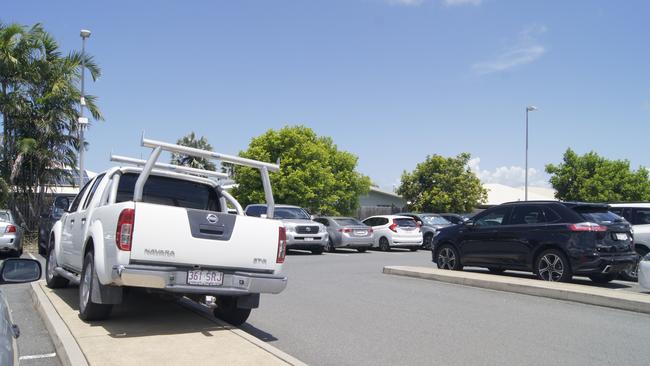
[314,217,373,253]
[0,211,22,257]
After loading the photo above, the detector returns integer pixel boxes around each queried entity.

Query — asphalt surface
[1,252,61,366]
[245,249,650,366]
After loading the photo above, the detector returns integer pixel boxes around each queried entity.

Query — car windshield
[573,207,623,224]
[395,218,417,227]
[0,212,10,222]
[422,215,451,225]
[274,207,311,220]
[334,218,363,226]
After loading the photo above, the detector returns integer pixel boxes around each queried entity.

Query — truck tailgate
[129,203,281,272]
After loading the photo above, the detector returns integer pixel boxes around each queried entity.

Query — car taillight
[5,225,16,233]
[368,228,373,234]
[569,222,607,232]
[337,228,352,233]
[389,220,398,232]
[277,226,287,264]
[116,208,135,251]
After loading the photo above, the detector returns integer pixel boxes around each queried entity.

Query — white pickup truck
[45,137,287,325]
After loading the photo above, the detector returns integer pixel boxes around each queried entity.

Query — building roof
[483,183,556,206]
[369,186,403,199]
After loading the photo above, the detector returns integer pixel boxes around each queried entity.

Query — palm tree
[171,132,217,171]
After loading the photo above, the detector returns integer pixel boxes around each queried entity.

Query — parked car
[313,217,373,253]
[638,252,650,291]
[432,201,636,283]
[438,213,470,225]
[397,213,453,249]
[0,211,23,258]
[608,203,650,281]
[46,138,288,325]
[362,215,423,251]
[245,204,328,254]
[1,258,42,366]
[38,195,75,255]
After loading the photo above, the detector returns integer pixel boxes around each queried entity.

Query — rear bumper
[338,236,373,248]
[112,264,287,296]
[0,235,20,251]
[389,235,423,246]
[572,253,638,275]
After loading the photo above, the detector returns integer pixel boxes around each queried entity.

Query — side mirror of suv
[0,259,42,285]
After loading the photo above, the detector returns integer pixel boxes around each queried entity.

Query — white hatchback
[362,215,423,251]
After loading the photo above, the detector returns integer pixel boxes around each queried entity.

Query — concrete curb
[383,266,650,314]
[30,281,89,366]
[178,298,308,366]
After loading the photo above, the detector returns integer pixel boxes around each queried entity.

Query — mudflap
[236,294,260,309]
[91,275,123,305]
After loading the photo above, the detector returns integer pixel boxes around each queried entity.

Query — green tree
[171,132,217,171]
[397,153,487,213]
[545,148,650,202]
[233,125,371,215]
[0,22,103,227]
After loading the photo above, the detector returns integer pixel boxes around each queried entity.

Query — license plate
[304,237,314,241]
[355,230,368,236]
[187,270,223,286]
[615,233,628,241]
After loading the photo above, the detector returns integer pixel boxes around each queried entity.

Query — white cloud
[444,0,482,6]
[472,24,547,75]
[468,157,550,187]
[387,0,424,6]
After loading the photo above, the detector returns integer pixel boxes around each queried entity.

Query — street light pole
[78,29,91,188]
[525,105,538,201]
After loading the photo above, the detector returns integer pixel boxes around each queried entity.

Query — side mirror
[464,220,475,228]
[0,259,42,284]
[310,215,316,221]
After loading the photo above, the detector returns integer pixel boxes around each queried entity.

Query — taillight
[277,226,286,264]
[389,220,398,232]
[569,222,607,232]
[337,228,352,233]
[116,208,135,251]
[5,225,16,233]
[368,228,374,234]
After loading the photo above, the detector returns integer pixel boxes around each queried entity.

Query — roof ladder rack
[133,135,280,218]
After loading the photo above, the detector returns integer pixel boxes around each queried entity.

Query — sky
[5,0,650,192]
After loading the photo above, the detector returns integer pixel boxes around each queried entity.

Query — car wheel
[488,268,505,274]
[619,247,649,282]
[213,296,251,326]
[326,238,336,253]
[534,249,572,282]
[79,250,113,321]
[311,247,324,255]
[588,273,618,284]
[423,233,433,250]
[436,244,462,271]
[409,247,418,252]
[357,248,367,253]
[379,237,390,252]
[38,242,46,256]
[45,241,69,289]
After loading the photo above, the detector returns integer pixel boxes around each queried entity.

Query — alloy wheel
[47,248,57,281]
[538,254,564,281]
[437,247,456,270]
[80,261,92,312]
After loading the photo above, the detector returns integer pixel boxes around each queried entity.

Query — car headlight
[319,225,326,233]
[285,225,295,233]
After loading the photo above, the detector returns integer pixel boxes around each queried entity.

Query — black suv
[431,201,636,283]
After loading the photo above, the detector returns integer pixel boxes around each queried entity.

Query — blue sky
[5,0,650,191]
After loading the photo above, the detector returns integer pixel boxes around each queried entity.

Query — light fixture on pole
[525,105,538,201]
[78,29,91,188]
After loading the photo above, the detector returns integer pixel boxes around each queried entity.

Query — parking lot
[242,249,650,366]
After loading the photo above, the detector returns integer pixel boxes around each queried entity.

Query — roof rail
[110,154,230,179]
[133,135,279,218]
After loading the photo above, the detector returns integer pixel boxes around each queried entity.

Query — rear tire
[357,248,367,253]
[311,247,324,255]
[38,242,46,256]
[423,233,433,250]
[45,242,69,289]
[619,247,649,282]
[409,247,418,252]
[379,237,390,252]
[589,273,618,284]
[534,249,572,282]
[325,238,336,253]
[79,251,113,321]
[436,244,462,271]
[213,297,251,326]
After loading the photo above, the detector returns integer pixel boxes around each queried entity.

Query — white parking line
[326,253,350,257]
[27,252,37,260]
[19,353,56,361]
